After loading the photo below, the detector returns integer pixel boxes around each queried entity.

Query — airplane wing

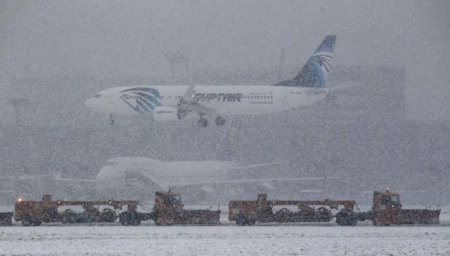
[163,176,340,187]
[161,176,340,195]
[54,172,96,183]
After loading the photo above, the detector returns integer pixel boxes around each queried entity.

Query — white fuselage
[85,85,329,117]
[95,157,239,193]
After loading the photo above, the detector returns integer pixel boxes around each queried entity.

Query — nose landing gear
[177,109,187,120]
[109,113,115,125]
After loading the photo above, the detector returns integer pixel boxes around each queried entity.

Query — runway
[0,223,449,256]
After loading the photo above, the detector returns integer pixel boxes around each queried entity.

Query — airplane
[85,35,336,127]
[94,157,340,203]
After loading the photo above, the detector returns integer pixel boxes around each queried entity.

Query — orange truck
[14,194,140,226]
[229,190,441,226]
[229,194,358,226]
[367,189,441,225]
[152,191,220,225]
[14,191,220,226]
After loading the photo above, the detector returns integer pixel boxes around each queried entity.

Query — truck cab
[371,189,440,225]
[373,190,401,210]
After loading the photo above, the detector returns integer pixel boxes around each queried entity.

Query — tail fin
[275,35,336,88]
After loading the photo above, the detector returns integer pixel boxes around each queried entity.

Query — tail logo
[312,53,332,73]
[273,35,335,88]
[119,87,162,113]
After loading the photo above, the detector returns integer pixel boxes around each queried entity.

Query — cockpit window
[390,195,400,204]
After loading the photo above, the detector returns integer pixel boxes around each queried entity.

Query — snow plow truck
[229,189,440,226]
[14,191,220,226]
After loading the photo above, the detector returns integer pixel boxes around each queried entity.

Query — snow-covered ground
[0,224,448,255]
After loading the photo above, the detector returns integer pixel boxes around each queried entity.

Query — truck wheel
[236,215,247,226]
[119,212,130,226]
[21,216,33,226]
[372,219,378,226]
[32,221,42,226]
[348,217,358,226]
[119,211,141,226]
[131,217,141,226]
[62,210,77,224]
[101,208,117,222]
[336,211,358,226]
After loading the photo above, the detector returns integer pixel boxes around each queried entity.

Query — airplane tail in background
[275,35,336,88]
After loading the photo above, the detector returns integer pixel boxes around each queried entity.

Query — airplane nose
[85,95,114,114]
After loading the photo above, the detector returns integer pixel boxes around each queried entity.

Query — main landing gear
[197,116,226,127]
[214,116,226,126]
[109,113,115,125]
[197,118,208,127]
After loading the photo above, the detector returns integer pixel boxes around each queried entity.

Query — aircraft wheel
[109,113,115,125]
[198,118,208,127]
[214,116,226,126]
[177,110,187,120]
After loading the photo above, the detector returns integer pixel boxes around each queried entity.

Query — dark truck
[0,212,13,225]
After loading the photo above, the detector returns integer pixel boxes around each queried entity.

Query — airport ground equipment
[14,194,139,226]
[358,189,441,226]
[229,194,358,226]
[11,190,440,227]
[150,191,220,225]
[117,191,221,226]
[14,191,220,226]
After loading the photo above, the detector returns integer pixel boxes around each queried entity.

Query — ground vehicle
[14,194,139,226]
[229,190,441,226]
[152,191,220,225]
[229,194,357,226]
[11,190,440,227]
[366,189,441,225]
[14,191,220,226]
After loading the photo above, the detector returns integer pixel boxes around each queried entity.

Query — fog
[0,1,449,204]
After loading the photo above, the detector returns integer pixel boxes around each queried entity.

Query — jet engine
[152,106,179,121]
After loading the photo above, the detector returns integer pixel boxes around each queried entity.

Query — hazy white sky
[0,0,449,120]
